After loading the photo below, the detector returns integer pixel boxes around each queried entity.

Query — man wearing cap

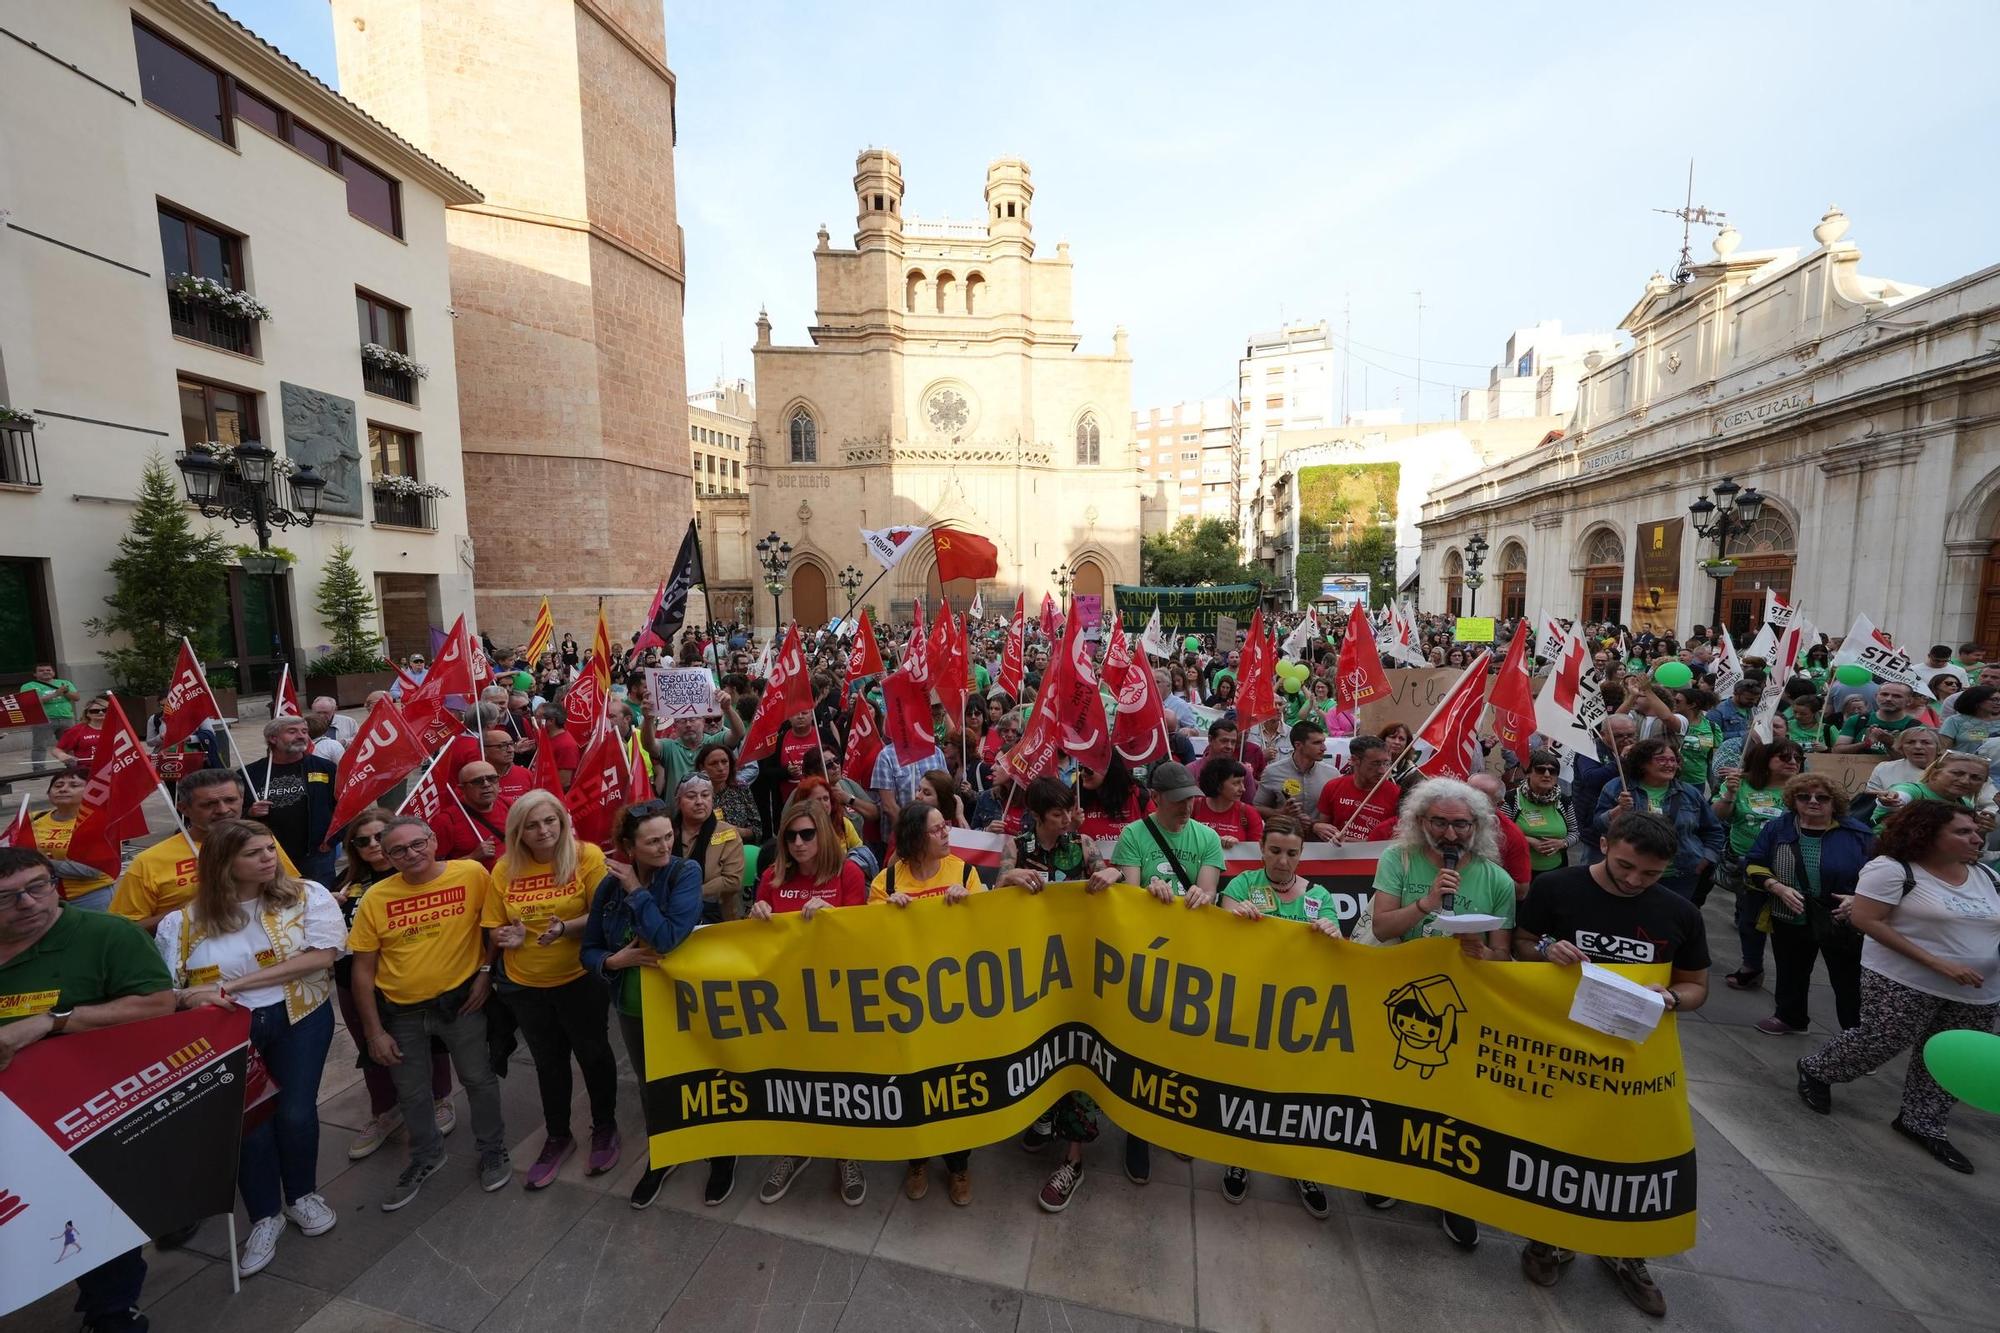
[1107,760,1225,1189]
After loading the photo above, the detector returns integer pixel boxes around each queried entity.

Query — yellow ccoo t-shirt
[110,832,300,924]
[481,842,606,988]
[33,813,114,899]
[347,860,491,1005]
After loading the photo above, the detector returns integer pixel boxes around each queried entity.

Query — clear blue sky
[225,0,1997,417]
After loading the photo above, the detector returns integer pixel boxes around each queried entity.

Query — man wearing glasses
[346,815,511,1210]
[0,847,175,1331]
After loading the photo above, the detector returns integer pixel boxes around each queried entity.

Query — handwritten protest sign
[1805,752,1884,802]
[643,667,718,721]
[1357,668,1457,737]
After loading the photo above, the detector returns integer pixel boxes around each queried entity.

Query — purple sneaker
[587,1125,621,1176]
[524,1135,574,1191]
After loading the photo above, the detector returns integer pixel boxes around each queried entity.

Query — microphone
[1438,848,1459,914]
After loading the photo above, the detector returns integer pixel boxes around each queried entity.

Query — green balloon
[1923,1030,2000,1114]
[1184,635,1201,652]
[1652,661,1693,689]
[1834,664,1873,686]
[1281,676,1302,694]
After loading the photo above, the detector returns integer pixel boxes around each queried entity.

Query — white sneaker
[435,1098,457,1136]
[239,1215,285,1276]
[349,1109,403,1160]
[283,1192,338,1237]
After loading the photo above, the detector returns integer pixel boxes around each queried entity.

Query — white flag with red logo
[324,694,430,845]
[1712,629,1745,697]
[1378,600,1427,668]
[1829,612,1932,697]
[861,524,929,572]
[274,665,302,719]
[1535,609,1567,664]
[1412,652,1492,781]
[1753,617,1809,744]
[159,638,222,750]
[1534,626,1607,762]
[67,698,157,877]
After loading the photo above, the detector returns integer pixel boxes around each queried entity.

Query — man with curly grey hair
[1362,775,1517,1250]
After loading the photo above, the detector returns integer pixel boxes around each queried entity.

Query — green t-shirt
[973,662,992,693]
[1513,793,1569,872]
[1727,782,1787,857]
[1786,718,1835,753]
[1872,782,1974,827]
[1837,712,1921,752]
[1942,712,2000,752]
[1371,846,1517,942]
[658,729,731,796]
[21,678,75,723]
[1638,783,1672,810]
[1679,718,1720,790]
[1111,817,1226,895]
[1222,869,1337,923]
[0,905,172,1025]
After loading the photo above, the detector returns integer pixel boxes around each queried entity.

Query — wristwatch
[1662,989,1680,1011]
[48,1006,74,1035]
[477,964,493,975]
[1535,934,1555,958]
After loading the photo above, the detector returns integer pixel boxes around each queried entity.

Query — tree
[1140,517,1260,587]
[87,453,231,694]
[312,539,392,674]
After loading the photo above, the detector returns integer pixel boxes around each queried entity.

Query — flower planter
[306,670,394,708]
[1701,562,1739,580]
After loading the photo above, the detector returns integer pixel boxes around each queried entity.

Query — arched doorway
[1719,510,1796,641]
[1580,528,1624,625]
[924,565,978,617]
[1072,559,1107,630]
[791,562,829,628]
[1443,549,1464,618]
[1499,541,1527,621]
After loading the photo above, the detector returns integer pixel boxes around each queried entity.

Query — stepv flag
[1830,612,1932,697]
[1534,626,1606,765]
[1282,607,1319,661]
[324,693,429,845]
[861,524,929,572]
[1753,618,1808,744]
[1712,631,1745,697]
[566,716,634,848]
[1334,602,1391,712]
[1489,629,1536,766]
[0,688,48,730]
[273,664,302,719]
[1412,651,1493,782]
[739,624,812,762]
[1139,605,1170,661]
[526,597,555,664]
[1379,601,1427,668]
[968,589,985,621]
[1105,617,1169,766]
[1764,587,1795,632]
[995,594,1026,698]
[159,638,222,750]
[1233,610,1281,730]
[1536,609,1568,664]
[932,526,1000,584]
[639,521,705,652]
[0,1007,251,1317]
[846,695,885,790]
[66,697,155,879]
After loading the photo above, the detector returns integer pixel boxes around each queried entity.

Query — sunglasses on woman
[784,826,818,843]
[1530,765,1559,775]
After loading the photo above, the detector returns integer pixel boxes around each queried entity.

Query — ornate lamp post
[175,441,326,684]
[1051,564,1074,600]
[755,530,793,632]
[1689,475,1765,634]
[837,565,864,617]
[1464,532,1489,617]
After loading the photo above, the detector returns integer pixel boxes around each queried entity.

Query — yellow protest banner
[641,886,1696,1256]
[1455,616,1496,643]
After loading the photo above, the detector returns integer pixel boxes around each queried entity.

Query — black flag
[648,520,705,647]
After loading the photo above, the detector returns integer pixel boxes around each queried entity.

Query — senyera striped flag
[949,828,1389,937]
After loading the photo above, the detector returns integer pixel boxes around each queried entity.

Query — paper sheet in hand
[1569,962,1666,1042]
[1433,913,1506,936]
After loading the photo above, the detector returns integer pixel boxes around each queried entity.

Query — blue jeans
[72,1247,146,1321]
[240,999,335,1220]
[1735,881,1768,972]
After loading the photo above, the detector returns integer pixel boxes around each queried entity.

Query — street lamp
[1464,532,1489,616]
[837,565,864,616]
[755,530,793,631]
[1051,564,1074,599]
[1689,475,1765,635]
[1378,551,1396,606]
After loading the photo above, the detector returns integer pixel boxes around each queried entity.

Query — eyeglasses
[1424,817,1476,833]
[1794,793,1833,805]
[382,836,434,859]
[463,775,501,787]
[0,876,58,911]
[1530,765,1559,775]
[784,827,818,844]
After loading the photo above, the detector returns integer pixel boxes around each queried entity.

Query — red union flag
[398,750,479,852]
[995,593,1025,699]
[844,608,885,695]
[0,688,50,730]
[740,624,812,761]
[1412,652,1493,782]
[929,608,967,723]
[1106,618,1169,766]
[159,638,222,749]
[846,695,884,787]
[67,698,156,877]
[1335,602,1391,712]
[400,612,477,744]
[566,718,631,847]
[1234,610,1280,729]
[1489,629,1536,765]
[1050,598,1112,774]
[324,694,429,844]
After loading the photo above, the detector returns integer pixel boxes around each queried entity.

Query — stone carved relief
[280,382,361,518]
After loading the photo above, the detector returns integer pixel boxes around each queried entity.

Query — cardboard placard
[1804,752,1885,801]
[1455,617,1496,643]
[1356,668,1458,738]
[643,667,718,721]
[1215,615,1239,655]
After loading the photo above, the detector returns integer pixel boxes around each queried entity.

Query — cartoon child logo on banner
[1385,974,1467,1078]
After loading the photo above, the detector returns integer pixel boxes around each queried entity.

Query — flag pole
[394,743,455,817]
[691,519,725,686]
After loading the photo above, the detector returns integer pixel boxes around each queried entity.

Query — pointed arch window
[1076,414,1101,466]
[789,409,818,464]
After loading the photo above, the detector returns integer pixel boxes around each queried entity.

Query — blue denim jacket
[1591,778,1727,878]
[580,856,704,986]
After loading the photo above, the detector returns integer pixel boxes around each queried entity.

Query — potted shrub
[87,454,230,715]
[305,540,395,705]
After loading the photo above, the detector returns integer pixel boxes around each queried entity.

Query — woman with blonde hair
[483,789,621,1189]
[157,819,345,1276]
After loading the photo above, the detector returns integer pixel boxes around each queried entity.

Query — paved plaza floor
[12,889,2000,1333]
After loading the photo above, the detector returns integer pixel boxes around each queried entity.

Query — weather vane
[1653,160,1728,286]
